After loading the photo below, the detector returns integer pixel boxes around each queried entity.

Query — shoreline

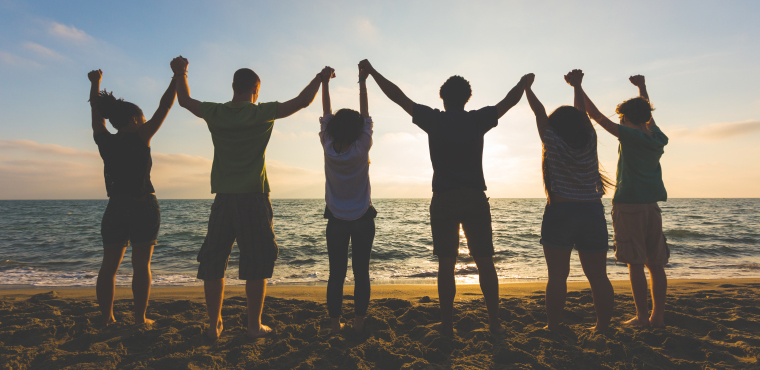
[3,278,758,302]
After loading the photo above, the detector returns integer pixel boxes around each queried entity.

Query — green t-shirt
[199,101,279,194]
[613,125,668,204]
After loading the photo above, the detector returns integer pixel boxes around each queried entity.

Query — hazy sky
[1,0,758,199]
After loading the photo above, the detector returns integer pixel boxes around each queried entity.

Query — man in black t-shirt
[359,59,530,335]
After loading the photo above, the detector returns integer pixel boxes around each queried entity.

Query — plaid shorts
[197,193,278,280]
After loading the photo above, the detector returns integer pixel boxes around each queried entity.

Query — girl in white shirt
[319,64,376,334]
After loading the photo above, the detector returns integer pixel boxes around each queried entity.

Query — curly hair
[92,90,143,130]
[616,97,654,125]
[325,109,364,150]
[439,75,472,110]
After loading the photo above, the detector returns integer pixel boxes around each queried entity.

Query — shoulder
[198,101,223,118]
[413,103,438,117]
[256,101,279,120]
[93,131,112,144]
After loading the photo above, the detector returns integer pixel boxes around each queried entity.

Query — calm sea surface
[1,199,758,287]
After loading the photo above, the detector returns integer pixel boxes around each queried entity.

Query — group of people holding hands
[88,55,669,340]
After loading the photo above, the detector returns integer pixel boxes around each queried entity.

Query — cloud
[354,17,378,40]
[0,140,99,159]
[49,22,94,44]
[0,51,42,68]
[670,120,760,140]
[23,42,69,61]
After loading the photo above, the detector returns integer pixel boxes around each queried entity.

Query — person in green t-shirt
[171,56,334,340]
[584,75,669,328]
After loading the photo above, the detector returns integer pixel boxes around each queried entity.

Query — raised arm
[321,67,333,117]
[359,59,413,116]
[171,56,202,118]
[495,75,528,118]
[523,73,549,140]
[564,69,592,130]
[88,69,108,136]
[359,63,369,118]
[138,74,177,145]
[583,91,619,138]
[278,67,332,119]
[630,74,657,128]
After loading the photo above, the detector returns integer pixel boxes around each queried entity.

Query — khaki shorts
[612,203,669,265]
[430,188,494,258]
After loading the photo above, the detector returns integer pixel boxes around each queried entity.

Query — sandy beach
[1,279,759,369]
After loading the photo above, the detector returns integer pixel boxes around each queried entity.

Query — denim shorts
[540,202,609,253]
[101,194,161,248]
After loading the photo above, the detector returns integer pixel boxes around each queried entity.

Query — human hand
[564,69,583,87]
[320,66,336,83]
[522,73,535,89]
[358,59,375,75]
[88,69,102,83]
[359,64,369,80]
[629,75,645,87]
[171,56,188,75]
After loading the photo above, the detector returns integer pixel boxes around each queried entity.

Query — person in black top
[88,68,176,326]
[359,59,530,335]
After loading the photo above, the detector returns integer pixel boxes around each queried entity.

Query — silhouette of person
[88,67,176,327]
[524,69,614,331]
[359,59,530,335]
[584,74,669,328]
[171,56,334,340]
[319,64,377,334]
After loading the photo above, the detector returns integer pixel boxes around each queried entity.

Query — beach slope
[1,279,759,369]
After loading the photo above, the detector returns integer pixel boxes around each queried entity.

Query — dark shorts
[197,193,278,281]
[540,202,609,253]
[101,194,161,248]
[430,188,494,258]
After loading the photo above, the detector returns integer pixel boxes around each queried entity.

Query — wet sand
[1,279,759,369]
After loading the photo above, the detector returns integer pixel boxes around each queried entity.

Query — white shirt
[319,114,373,220]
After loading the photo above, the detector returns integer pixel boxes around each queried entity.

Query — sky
[0,0,758,199]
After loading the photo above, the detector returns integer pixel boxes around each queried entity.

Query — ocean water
[0,199,758,287]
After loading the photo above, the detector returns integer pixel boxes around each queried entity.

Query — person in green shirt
[171,56,334,340]
[584,75,669,328]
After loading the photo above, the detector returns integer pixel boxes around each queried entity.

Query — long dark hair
[542,106,614,201]
[325,108,363,151]
[92,90,143,130]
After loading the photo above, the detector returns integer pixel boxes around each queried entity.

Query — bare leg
[131,245,154,325]
[96,247,127,326]
[436,256,457,335]
[646,263,667,327]
[204,278,225,339]
[579,251,614,331]
[246,279,272,338]
[473,256,503,333]
[625,263,650,326]
[542,246,571,331]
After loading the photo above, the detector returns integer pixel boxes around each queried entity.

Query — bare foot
[135,318,155,326]
[489,322,505,334]
[623,317,651,327]
[649,317,665,328]
[247,324,273,339]
[331,323,345,335]
[207,319,223,340]
[353,315,365,332]
[102,315,116,327]
[432,323,454,336]
[590,324,609,332]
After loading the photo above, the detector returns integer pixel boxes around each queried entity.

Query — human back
[613,97,668,204]
[200,100,278,194]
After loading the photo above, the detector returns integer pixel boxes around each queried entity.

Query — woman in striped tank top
[524,70,615,332]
